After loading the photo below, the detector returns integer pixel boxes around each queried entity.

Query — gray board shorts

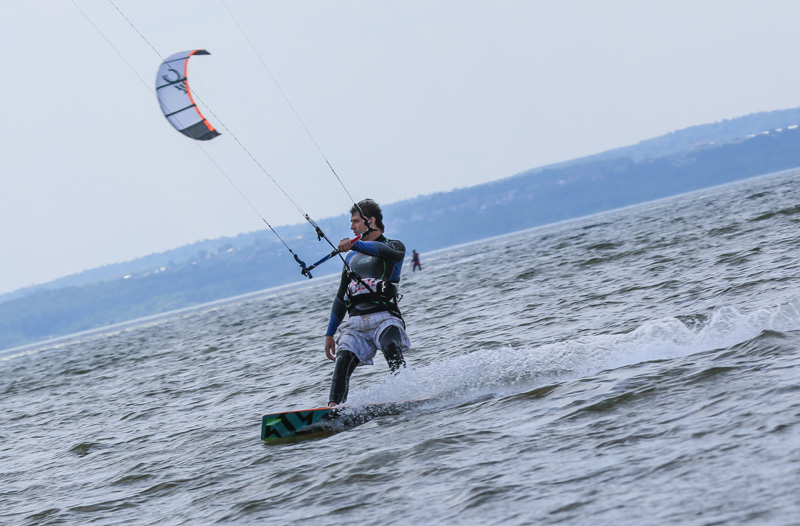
[336,311,410,365]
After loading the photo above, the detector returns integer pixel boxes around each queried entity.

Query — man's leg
[379,325,406,373]
[329,349,359,406]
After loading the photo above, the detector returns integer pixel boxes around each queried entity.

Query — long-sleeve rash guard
[325,235,405,337]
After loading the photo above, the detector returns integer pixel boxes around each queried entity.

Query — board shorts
[336,311,410,365]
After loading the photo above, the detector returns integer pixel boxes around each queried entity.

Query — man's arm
[352,239,405,263]
[324,267,349,360]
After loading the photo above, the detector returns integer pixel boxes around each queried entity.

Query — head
[350,199,385,233]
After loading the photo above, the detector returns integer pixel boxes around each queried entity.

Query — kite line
[73,0,371,277]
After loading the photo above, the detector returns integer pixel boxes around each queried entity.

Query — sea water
[2,169,800,525]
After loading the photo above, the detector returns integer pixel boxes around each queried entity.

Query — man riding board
[324,199,409,407]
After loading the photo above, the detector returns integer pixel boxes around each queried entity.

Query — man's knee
[333,349,359,380]
[379,326,406,372]
[379,326,403,349]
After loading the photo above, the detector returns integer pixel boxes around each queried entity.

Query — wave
[351,297,800,405]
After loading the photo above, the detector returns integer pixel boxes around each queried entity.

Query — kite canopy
[155,49,221,141]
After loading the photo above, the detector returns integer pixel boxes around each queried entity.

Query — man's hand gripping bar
[299,234,363,278]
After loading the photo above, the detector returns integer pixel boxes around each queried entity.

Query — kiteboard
[261,399,429,441]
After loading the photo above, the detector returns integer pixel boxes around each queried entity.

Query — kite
[155,50,220,141]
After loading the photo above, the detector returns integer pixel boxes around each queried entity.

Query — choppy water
[3,170,800,525]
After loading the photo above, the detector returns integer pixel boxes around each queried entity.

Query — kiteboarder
[324,199,409,407]
[412,250,422,271]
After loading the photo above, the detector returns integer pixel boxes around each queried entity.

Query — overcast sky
[2,1,799,295]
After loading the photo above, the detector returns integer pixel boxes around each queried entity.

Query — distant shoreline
[4,168,797,354]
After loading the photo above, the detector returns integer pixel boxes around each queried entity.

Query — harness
[344,239,404,324]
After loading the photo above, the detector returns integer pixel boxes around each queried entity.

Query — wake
[351,297,800,405]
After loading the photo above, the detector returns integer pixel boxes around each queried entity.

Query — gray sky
[2,1,799,295]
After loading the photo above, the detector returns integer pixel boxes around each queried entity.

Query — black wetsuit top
[325,235,405,336]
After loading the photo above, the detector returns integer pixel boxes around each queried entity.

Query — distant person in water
[324,199,409,407]
[412,250,422,272]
